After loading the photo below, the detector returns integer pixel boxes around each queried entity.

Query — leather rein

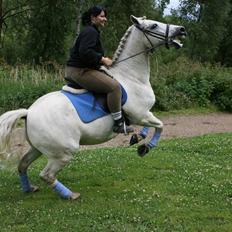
[114,24,170,65]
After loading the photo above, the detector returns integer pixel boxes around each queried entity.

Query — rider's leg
[65,67,133,134]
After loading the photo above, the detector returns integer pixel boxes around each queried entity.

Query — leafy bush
[210,71,232,111]
[151,56,232,112]
[0,63,64,114]
[0,57,232,114]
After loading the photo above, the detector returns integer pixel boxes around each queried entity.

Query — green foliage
[101,0,160,54]
[1,56,232,114]
[25,0,74,63]
[1,0,232,67]
[0,0,31,64]
[151,55,232,111]
[0,133,232,231]
[0,0,162,64]
[178,0,232,64]
[216,5,232,66]
[210,71,232,111]
[1,1,231,115]
[0,63,64,114]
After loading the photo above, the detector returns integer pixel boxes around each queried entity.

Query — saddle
[61,78,129,124]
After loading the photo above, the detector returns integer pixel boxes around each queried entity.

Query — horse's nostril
[180,27,185,32]
[179,27,187,35]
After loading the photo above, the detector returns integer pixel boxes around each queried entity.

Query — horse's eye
[150,24,158,30]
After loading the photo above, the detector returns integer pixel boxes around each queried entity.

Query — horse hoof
[130,133,139,146]
[24,185,39,193]
[137,144,150,157]
[31,185,39,192]
[70,192,81,200]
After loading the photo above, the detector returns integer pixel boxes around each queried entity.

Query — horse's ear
[130,15,140,25]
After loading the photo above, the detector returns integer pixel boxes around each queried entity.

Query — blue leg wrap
[148,131,161,148]
[53,180,72,199]
[139,127,149,138]
[19,173,32,192]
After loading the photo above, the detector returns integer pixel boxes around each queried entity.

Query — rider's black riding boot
[113,117,134,134]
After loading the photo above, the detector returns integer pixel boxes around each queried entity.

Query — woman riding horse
[65,5,133,134]
[0,15,186,200]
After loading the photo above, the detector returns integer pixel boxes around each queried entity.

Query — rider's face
[91,11,107,27]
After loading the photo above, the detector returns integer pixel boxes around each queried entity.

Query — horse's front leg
[131,112,163,156]
[130,127,149,146]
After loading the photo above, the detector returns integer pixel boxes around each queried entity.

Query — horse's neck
[110,27,150,84]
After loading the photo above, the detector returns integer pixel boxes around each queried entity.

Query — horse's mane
[112,26,133,65]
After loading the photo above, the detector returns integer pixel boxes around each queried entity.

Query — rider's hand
[101,57,113,67]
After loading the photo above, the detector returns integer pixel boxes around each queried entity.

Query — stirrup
[113,121,134,135]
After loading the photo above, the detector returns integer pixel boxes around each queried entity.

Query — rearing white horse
[0,16,186,200]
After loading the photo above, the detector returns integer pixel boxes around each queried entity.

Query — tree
[0,0,2,43]
[0,0,52,63]
[157,0,170,15]
[0,0,172,64]
[216,0,232,66]
[100,0,160,54]
[179,0,231,63]
[24,0,74,63]
[0,0,31,48]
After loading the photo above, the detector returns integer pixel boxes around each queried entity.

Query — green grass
[0,133,232,231]
[155,105,219,117]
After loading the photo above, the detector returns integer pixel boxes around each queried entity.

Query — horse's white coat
[0,16,185,194]
[27,18,182,154]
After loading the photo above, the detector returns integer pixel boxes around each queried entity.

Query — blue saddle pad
[61,86,127,123]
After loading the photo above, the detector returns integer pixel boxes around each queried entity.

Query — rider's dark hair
[81,5,107,26]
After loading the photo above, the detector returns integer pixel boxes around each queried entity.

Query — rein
[114,24,170,65]
[113,47,155,65]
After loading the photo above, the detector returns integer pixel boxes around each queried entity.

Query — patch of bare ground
[10,113,232,153]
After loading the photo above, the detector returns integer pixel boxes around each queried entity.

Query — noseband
[113,23,170,65]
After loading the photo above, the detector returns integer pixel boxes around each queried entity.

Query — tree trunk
[0,0,2,44]
[73,0,84,45]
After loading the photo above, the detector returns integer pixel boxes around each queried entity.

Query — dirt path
[10,113,232,153]
[84,112,232,149]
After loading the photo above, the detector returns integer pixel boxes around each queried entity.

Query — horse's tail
[0,109,28,167]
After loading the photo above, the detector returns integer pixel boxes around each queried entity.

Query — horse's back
[26,91,114,154]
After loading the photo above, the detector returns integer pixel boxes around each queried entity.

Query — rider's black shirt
[67,25,104,70]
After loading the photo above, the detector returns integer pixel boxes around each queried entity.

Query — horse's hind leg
[18,147,42,192]
[39,153,80,200]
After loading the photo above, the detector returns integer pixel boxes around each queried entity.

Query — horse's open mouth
[172,35,186,48]
[172,34,186,49]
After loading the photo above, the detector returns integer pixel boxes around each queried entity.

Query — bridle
[138,24,170,49]
[114,23,170,65]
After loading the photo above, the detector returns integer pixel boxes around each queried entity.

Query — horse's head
[131,15,187,49]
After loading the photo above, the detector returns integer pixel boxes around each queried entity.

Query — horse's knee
[39,170,55,184]
[142,112,164,128]
[156,126,163,132]
[40,155,72,184]
[156,121,163,129]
